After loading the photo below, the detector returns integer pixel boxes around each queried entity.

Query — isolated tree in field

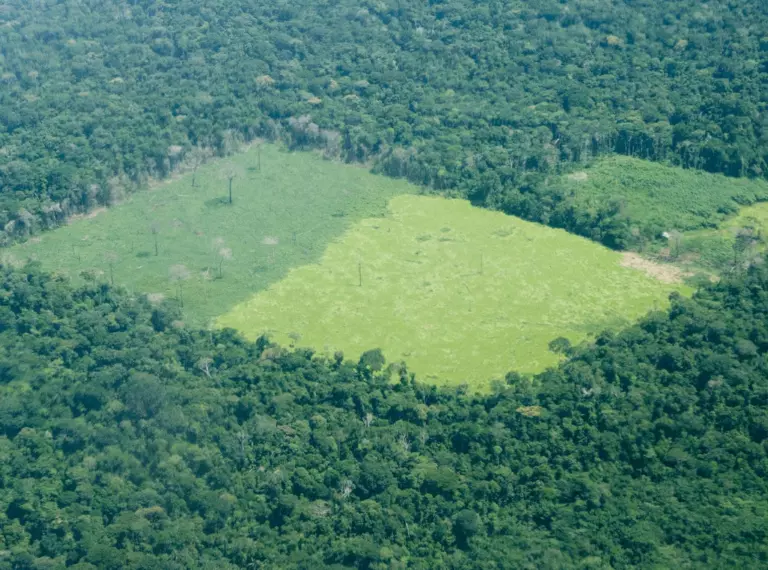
[221,165,244,204]
[217,247,233,278]
[169,264,191,307]
[104,251,118,286]
[150,222,160,256]
[548,336,572,355]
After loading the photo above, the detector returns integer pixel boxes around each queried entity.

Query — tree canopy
[1,263,768,568]
[1,0,767,248]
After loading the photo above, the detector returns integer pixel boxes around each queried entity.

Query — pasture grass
[560,156,768,234]
[218,195,685,390]
[7,144,417,326]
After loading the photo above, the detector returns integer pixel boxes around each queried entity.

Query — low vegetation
[219,195,685,389]
[560,156,768,236]
[6,145,416,326]
[488,155,768,251]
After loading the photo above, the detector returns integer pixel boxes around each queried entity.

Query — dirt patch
[567,171,589,182]
[516,405,543,417]
[146,293,166,305]
[620,252,690,284]
[67,207,107,224]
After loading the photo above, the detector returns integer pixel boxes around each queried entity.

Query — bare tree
[169,264,191,307]
[197,357,213,378]
[339,479,354,500]
[236,429,250,467]
[190,146,205,188]
[218,247,232,278]
[200,268,213,299]
[104,251,118,286]
[363,412,374,428]
[221,165,244,204]
[398,433,411,454]
[150,222,160,256]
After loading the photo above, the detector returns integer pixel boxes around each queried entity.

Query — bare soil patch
[567,171,589,182]
[620,252,690,284]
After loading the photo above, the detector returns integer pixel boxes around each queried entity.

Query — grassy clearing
[560,156,768,234]
[7,145,417,326]
[218,195,686,390]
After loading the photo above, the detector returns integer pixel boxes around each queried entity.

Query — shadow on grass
[204,196,231,208]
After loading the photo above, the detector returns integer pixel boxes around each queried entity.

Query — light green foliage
[8,145,416,326]
[219,196,684,389]
[560,156,768,235]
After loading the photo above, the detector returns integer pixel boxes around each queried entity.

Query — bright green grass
[7,145,417,326]
[218,195,685,390]
[560,156,768,233]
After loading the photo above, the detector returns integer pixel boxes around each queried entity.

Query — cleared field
[6,145,417,326]
[218,195,686,390]
[561,156,768,234]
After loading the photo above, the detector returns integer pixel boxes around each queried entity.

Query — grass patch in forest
[218,195,686,390]
[6,145,417,326]
[560,156,768,235]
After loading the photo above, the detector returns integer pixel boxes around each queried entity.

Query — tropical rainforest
[1,0,768,249]
[2,0,768,568]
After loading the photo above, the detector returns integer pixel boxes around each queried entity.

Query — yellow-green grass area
[6,144,418,326]
[219,195,687,390]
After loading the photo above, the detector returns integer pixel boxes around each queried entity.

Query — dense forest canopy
[0,264,767,568]
[1,0,767,247]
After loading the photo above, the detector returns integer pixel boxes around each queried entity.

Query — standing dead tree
[150,222,160,256]
[218,247,233,278]
[211,237,233,279]
[169,264,191,307]
[221,165,244,204]
[197,357,213,378]
[190,146,206,188]
[104,251,118,286]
